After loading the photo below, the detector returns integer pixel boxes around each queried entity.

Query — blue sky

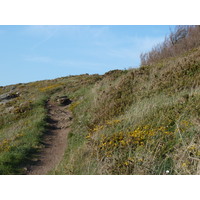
[0,25,175,86]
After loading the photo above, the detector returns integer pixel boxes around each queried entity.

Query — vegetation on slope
[0,84,48,174]
[0,25,200,175]
[50,47,200,175]
[0,75,101,174]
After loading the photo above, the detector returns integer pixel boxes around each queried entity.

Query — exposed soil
[26,100,72,175]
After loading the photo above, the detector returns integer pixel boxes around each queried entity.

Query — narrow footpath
[26,100,72,175]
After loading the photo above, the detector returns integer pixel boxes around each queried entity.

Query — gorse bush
[1,26,200,175]
[50,29,200,174]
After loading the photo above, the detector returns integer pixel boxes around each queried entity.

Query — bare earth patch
[26,100,72,175]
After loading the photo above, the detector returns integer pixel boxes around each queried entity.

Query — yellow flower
[182,163,187,167]
[124,161,129,166]
[85,135,91,139]
[120,140,126,146]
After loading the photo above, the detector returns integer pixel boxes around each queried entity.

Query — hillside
[0,29,200,175]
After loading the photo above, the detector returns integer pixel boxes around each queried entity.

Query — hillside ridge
[0,37,200,175]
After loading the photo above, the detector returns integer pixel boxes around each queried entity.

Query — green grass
[0,74,102,174]
[0,95,48,174]
[1,47,200,175]
[50,48,200,175]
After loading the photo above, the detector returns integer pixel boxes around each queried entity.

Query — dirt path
[26,100,72,175]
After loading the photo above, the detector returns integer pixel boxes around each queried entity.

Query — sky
[0,25,175,86]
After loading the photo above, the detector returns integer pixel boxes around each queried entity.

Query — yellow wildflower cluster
[123,157,144,167]
[105,119,121,126]
[98,125,174,158]
[90,125,104,133]
[182,162,188,167]
[174,120,192,133]
[91,119,122,133]
[0,139,10,152]
[85,125,104,140]
[85,134,92,139]
[0,133,24,153]
[187,145,200,157]
[179,120,192,132]
[39,83,62,92]
[86,119,122,139]
[180,120,191,127]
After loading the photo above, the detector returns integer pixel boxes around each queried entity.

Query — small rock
[56,96,72,106]
[0,92,20,102]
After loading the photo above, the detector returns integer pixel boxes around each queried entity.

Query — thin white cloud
[22,25,110,50]
[23,26,59,49]
[23,54,103,69]
[23,25,109,39]
[24,25,58,36]
[92,35,165,66]
[22,26,166,68]
[24,55,52,63]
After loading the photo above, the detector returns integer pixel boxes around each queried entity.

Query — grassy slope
[0,47,200,175]
[0,75,101,174]
[0,83,48,174]
[51,48,200,175]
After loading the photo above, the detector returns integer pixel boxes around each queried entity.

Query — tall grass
[1,41,200,174]
[0,95,48,174]
[51,47,200,175]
